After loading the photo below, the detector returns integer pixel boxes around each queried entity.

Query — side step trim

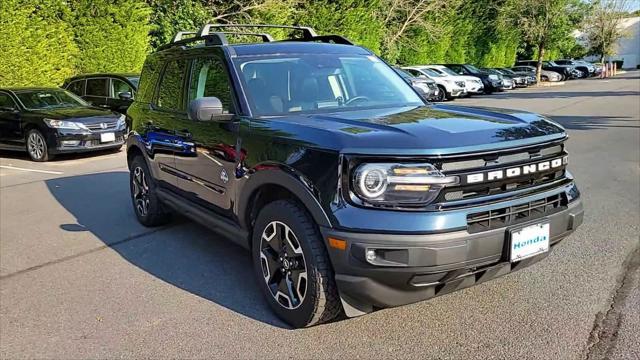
[157,189,250,250]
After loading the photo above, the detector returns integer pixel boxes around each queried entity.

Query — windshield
[15,89,90,110]
[234,54,423,116]
[127,77,140,88]
[418,68,443,77]
[393,67,412,79]
[434,67,458,76]
[465,65,483,74]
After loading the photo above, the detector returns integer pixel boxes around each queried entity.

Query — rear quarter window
[137,56,162,103]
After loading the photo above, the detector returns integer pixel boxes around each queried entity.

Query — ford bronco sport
[126,24,584,328]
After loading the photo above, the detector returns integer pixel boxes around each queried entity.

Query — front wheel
[129,156,172,227]
[26,129,52,162]
[252,200,341,328]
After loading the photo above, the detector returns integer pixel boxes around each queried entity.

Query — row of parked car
[0,56,599,161]
[393,59,601,102]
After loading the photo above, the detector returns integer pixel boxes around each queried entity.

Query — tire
[435,85,446,102]
[252,199,341,328]
[26,129,52,162]
[129,155,172,227]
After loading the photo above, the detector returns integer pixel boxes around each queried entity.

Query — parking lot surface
[1,72,639,359]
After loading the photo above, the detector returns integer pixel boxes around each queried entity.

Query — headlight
[352,163,459,206]
[43,118,89,130]
[116,114,126,128]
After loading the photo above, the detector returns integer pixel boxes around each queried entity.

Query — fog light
[61,140,80,146]
[365,249,376,263]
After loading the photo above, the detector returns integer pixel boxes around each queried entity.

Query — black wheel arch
[239,167,333,243]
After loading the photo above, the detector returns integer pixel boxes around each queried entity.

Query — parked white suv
[403,66,465,101]
[423,65,484,96]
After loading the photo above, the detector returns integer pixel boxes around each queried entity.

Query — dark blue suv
[126,24,584,328]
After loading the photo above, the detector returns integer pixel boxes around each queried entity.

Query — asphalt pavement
[1,72,639,359]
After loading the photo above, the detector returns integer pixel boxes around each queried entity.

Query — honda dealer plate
[509,222,550,262]
[100,132,115,143]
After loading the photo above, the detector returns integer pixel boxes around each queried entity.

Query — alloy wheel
[27,132,45,160]
[132,166,150,217]
[259,221,308,310]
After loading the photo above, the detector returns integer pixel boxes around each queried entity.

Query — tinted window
[86,78,108,96]
[0,93,17,110]
[66,80,85,96]
[157,59,187,111]
[112,79,134,98]
[138,58,161,103]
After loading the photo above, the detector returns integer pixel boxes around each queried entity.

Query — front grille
[435,140,568,208]
[466,194,566,233]
[85,121,118,131]
[455,81,465,87]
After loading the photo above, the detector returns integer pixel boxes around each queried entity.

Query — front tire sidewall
[252,201,333,328]
[129,156,169,227]
[26,129,50,162]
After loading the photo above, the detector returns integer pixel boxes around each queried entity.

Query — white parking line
[0,165,63,175]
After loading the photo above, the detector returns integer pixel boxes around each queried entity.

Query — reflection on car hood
[255,105,566,155]
[30,107,119,123]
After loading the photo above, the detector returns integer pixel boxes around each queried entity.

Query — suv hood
[30,107,119,123]
[261,105,566,155]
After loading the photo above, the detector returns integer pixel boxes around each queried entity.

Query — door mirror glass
[189,97,233,122]
[118,91,132,100]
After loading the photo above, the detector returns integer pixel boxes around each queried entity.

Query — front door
[0,92,23,148]
[108,78,135,113]
[172,53,240,217]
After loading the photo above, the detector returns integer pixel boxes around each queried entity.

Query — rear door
[84,78,109,108]
[172,51,240,216]
[0,91,23,148]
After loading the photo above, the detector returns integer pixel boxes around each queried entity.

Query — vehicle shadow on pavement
[476,89,639,100]
[548,115,639,130]
[45,171,288,328]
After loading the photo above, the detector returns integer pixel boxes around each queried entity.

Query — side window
[86,78,108,97]
[0,93,17,110]
[111,79,134,98]
[66,80,85,96]
[157,59,187,111]
[188,57,234,113]
[405,69,421,77]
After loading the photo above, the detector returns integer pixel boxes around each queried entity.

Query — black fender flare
[238,167,333,230]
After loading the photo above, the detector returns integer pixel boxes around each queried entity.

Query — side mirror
[188,97,233,122]
[118,91,132,100]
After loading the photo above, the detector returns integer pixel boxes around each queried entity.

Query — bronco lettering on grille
[466,156,568,184]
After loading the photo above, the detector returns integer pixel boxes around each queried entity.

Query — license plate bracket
[507,220,550,262]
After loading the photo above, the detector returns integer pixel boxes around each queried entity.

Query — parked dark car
[515,60,579,80]
[0,88,125,161]
[485,68,528,87]
[393,67,440,101]
[439,63,504,93]
[554,59,596,77]
[497,68,536,85]
[126,24,583,328]
[63,73,139,114]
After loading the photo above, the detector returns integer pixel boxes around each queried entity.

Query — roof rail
[197,24,318,39]
[159,24,354,51]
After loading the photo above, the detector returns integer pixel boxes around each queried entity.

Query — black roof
[0,87,65,93]
[66,73,139,80]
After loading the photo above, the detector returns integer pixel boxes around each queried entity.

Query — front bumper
[47,129,126,154]
[321,189,583,316]
[466,82,484,94]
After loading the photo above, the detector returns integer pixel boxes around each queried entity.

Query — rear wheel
[129,155,172,227]
[26,129,52,162]
[252,199,341,328]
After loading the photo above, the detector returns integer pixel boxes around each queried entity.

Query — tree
[0,0,78,87]
[584,0,632,63]
[508,0,586,82]
[70,0,152,74]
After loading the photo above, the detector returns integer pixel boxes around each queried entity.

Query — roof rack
[158,23,354,51]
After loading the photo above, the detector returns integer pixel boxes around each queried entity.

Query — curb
[537,81,565,87]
